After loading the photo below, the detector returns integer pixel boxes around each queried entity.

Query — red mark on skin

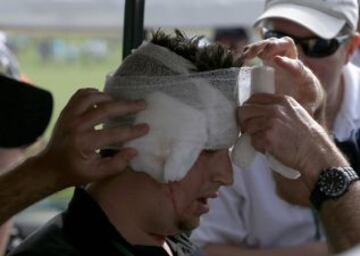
[168,182,180,216]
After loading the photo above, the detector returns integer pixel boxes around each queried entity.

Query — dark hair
[150,29,242,71]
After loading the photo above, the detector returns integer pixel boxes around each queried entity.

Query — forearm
[301,134,360,253]
[319,182,360,253]
[301,127,349,190]
[0,154,64,224]
[203,242,328,256]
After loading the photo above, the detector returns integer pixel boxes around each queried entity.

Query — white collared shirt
[191,63,360,248]
[334,63,360,140]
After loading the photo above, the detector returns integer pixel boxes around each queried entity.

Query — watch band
[310,167,359,211]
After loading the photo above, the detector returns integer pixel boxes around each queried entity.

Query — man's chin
[176,217,200,233]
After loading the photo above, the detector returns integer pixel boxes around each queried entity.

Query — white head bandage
[104,42,241,183]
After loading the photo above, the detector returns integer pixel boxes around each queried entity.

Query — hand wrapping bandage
[104,42,240,183]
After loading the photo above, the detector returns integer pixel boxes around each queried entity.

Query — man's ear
[345,32,360,63]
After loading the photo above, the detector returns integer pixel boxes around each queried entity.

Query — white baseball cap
[254,0,359,39]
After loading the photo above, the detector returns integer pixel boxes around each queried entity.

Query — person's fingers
[83,123,150,151]
[62,89,114,118]
[250,132,268,154]
[249,120,285,155]
[94,148,138,178]
[244,93,285,105]
[67,88,99,107]
[76,99,147,131]
[241,41,267,60]
[239,95,296,126]
[241,116,270,135]
[274,56,306,78]
[274,56,317,98]
[238,101,272,125]
[274,56,323,113]
[239,102,285,130]
[241,37,298,61]
[238,104,268,126]
[243,94,272,105]
[258,37,298,60]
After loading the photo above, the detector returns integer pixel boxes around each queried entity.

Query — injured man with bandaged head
[8,30,323,256]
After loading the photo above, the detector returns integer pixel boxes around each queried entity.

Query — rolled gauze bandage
[231,66,301,180]
[104,42,239,183]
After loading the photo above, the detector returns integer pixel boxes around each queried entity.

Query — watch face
[319,169,349,197]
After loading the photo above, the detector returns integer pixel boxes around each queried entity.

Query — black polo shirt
[9,188,199,256]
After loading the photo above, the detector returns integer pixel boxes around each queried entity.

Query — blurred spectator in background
[38,40,52,63]
[82,40,108,62]
[213,27,250,57]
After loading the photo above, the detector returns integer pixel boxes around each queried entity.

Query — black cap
[0,74,53,148]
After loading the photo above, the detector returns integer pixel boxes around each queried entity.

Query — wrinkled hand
[239,38,343,201]
[241,36,298,61]
[239,93,341,189]
[39,88,149,188]
[241,37,324,118]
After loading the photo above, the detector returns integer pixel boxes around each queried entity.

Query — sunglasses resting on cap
[262,29,351,58]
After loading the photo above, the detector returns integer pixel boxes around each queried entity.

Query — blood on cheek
[168,183,180,216]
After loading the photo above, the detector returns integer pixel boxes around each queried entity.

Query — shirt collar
[63,187,172,256]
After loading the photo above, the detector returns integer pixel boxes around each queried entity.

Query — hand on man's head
[38,88,149,188]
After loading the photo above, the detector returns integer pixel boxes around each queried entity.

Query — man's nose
[212,150,234,186]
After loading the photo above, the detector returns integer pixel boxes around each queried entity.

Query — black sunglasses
[262,29,350,58]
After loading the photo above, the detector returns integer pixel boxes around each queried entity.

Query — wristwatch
[310,167,359,210]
